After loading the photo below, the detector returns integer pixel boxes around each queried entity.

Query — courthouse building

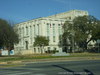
[14,10,88,55]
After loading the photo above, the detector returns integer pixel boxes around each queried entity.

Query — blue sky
[0,0,100,24]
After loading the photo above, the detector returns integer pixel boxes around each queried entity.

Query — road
[0,60,100,75]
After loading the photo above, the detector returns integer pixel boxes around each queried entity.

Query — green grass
[0,53,100,62]
[0,64,25,68]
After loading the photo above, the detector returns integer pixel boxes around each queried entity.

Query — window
[38,48,40,53]
[54,47,57,50]
[58,24,60,35]
[30,38,32,44]
[47,23,49,25]
[53,24,56,42]
[48,47,50,50]
[26,26,28,35]
[33,25,35,37]
[34,48,36,53]
[69,17,71,20]
[53,24,55,36]
[47,36,49,41]
[25,41,28,50]
[53,36,55,42]
[37,24,39,35]
[30,26,32,36]
[47,23,50,36]
[22,27,24,37]
[19,28,21,37]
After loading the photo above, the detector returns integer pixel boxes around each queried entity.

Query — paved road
[0,60,100,75]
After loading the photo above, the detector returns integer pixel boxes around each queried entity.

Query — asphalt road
[0,60,100,75]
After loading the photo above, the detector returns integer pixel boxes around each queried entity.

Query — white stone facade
[14,10,88,55]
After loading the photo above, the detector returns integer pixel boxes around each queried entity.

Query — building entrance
[25,41,28,50]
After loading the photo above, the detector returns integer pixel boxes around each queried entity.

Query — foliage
[62,15,99,52]
[34,36,49,47]
[0,19,19,50]
[92,21,100,40]
[73,15,99,49]
[34,36,49,54]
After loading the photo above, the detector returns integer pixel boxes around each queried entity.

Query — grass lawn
[0,53,100,62]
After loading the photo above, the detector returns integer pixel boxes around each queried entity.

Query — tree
[92,21,100,40]
[33,36,49,54]
[73,15,99,50]
[0,19,19,51]
[63,15,99,52]
[61,21,73,52]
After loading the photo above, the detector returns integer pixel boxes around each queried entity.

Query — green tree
[33,36,49,54]
[0,19,19,51]
[61,21,72,52]
[73,15,98,50]
[63,15,99,52]
[92,21,100,40]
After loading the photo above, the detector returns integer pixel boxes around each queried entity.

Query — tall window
[47,23,50,41]
[47,23,49,36]
[19,28,21,36]
[53,36,55,42]
[53,24,55,42]
[58,24,61,35]
[47,36,49,41]
[30,26,32,36]
[53,24,55,36]
[22,27,24,37]
[38,48,40,53]
[34,48,36,53]
[33,25,35,37]
[37,24,39,35]
[30,26,32,44]
[26,26,28,35]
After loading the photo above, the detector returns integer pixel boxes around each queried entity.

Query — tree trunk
[83,42,88,52]
[40,47,43,54]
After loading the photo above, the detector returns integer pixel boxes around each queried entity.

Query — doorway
[25,41,28,50]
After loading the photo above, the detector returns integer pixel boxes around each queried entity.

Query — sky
[0,0,100,24]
